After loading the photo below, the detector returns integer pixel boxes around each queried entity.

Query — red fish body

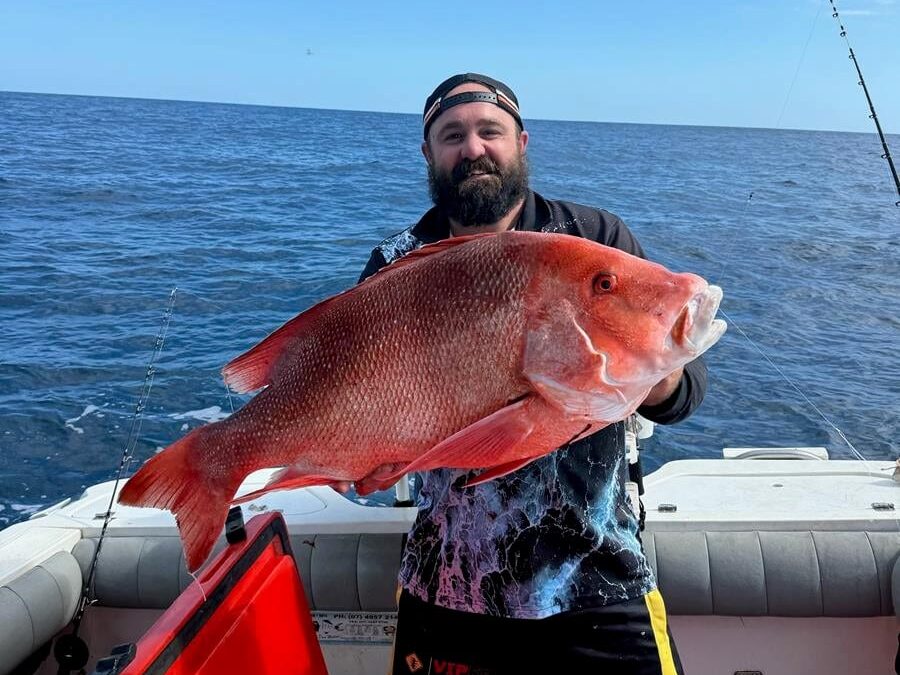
[119,231,726,570]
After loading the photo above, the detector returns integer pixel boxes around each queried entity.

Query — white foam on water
[170,406,230,424]
[180,423,189,431]
[65,404,101,434]
[11,503,43,515]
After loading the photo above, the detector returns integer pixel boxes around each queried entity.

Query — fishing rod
[54,288,177,675]
[829,0,900,206]
[707,3,896,470]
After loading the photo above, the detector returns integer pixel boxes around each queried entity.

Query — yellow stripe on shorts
[644,589,678,675]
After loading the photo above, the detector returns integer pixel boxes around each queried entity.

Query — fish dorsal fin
[222,298,334,393]
[222,233,495,393]
[371,232,496,274]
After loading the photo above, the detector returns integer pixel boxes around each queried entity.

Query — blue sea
[1,91,898,528]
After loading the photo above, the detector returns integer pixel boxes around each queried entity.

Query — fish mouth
[668,285,727,356]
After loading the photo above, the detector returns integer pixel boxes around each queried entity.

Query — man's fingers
[332,480,353,494]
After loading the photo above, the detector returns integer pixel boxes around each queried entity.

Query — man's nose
[460,134,486,160]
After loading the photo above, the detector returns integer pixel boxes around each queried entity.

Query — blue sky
[1,0,898,133]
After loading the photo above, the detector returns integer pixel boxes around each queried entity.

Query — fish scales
[268,236,526,470]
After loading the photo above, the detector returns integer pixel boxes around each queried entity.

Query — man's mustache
[452,157,501,184]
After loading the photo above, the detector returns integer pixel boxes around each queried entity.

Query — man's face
[424,83,530,228]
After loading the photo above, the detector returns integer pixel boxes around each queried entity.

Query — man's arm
[637,358,708,425]
[359,248,388,284]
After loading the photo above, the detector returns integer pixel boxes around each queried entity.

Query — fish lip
[670,285,726,355]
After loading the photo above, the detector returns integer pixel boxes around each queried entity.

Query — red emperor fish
[119,231,726,570]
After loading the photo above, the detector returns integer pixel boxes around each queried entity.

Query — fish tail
[118,426,238,572]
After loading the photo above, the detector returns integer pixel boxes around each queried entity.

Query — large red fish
[119,231,725,570]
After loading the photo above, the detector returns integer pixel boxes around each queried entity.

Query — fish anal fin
[461,457,538,488]
[232,465,339,504]
[354,462,409,496]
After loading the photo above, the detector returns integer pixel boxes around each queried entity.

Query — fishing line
[828,0,900,206]
[709,191,752,287]
[189,569,208,602]
[160,289,241,414]
[722,297,900,547]
[717,308,872,468]
[775,2,825,130]
[714,309,900,538]
[708,3,821,287]
[55,288,177,675]
[224,382,236,414]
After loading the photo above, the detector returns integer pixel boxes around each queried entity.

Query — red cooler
[97,510,328,675]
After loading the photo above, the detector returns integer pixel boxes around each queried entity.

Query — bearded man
[360,73,705,675]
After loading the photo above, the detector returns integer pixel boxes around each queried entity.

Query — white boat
[2,426,898,675]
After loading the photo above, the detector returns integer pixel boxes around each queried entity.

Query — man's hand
[642,367,683,407]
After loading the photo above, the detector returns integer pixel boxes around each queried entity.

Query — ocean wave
[170,406,231,424]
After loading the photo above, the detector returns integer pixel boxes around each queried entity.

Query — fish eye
[593,273,617,294]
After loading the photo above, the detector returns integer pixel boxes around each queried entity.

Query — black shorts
[391,589,684,675]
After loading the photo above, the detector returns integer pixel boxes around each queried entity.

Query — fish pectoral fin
[460,457,538,488]
[381,397,538,484]
[231,465,339,504]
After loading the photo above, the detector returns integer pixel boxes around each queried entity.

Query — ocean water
[1,91,897,528]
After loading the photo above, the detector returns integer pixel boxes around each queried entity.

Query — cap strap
[423,90,522,134]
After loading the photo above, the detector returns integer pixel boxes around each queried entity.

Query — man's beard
[428,152,529,228]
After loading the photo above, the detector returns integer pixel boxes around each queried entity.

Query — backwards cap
[422,73,523,139]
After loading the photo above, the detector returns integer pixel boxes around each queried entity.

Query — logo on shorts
[433,660,471,674]
[405,653,424,673]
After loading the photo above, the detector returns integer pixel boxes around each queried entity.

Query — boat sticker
[311,611,397,643]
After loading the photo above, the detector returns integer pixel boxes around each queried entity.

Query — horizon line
[1,88,889,137]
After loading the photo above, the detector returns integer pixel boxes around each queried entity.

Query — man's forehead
[433,113,509,132]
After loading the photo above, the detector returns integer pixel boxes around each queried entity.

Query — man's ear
[421,140,432,165]
[518,130,529,154]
